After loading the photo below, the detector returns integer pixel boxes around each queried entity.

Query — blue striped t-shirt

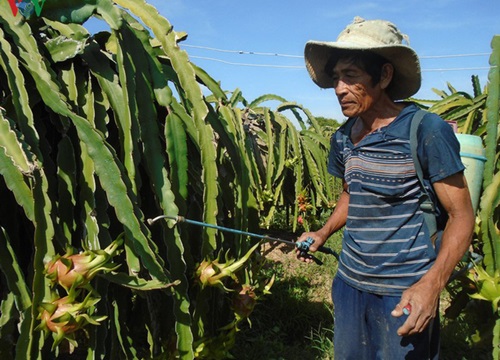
[328,104,464,296]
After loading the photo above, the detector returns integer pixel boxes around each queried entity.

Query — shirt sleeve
[417,113,465,183]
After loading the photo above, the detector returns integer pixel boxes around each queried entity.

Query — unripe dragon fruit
[45,237,122,290]
[36,293,106,349]
[195,242,260,289]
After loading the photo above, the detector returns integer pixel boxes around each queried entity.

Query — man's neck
[358,101,407,130]
[350,101,408,145]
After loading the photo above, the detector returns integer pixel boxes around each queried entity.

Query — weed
[307,324,334,360]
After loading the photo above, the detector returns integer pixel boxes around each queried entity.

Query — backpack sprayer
[147,215,339,265]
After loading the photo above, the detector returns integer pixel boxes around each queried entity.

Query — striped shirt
[328,104,464,296]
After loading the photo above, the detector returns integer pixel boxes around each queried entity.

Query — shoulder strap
[410,110,437,237]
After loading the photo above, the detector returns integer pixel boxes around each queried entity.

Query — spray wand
[147,215,338,265]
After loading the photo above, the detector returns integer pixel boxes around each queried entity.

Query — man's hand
[391,278,440,336]
[295,232,324,263]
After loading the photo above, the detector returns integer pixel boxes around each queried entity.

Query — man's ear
[380,63,394,90]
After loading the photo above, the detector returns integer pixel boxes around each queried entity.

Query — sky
[91,0,498,122]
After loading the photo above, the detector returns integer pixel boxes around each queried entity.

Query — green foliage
[475,35,500,360]
[412,75,488,136]
[0,1,335,358]
[314,116,342,139]
[237,97,341,232]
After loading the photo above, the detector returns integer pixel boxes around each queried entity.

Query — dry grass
[262,242,334,304]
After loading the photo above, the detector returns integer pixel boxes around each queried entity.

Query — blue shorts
[332,276,440,359]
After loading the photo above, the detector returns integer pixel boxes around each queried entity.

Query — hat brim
[305,40,421,100]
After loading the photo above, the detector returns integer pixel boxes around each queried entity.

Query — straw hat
[304,17,421,100]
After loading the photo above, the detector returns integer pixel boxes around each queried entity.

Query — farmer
[297,17,474,359]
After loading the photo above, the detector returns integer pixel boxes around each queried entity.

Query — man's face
[332,59,383,118]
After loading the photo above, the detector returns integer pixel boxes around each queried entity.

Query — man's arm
[392,171,475,336]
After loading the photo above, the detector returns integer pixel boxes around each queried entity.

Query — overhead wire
[182,44,493,72]
[183,44,302,58]
[189,56,303,68]
[182,44,489,59]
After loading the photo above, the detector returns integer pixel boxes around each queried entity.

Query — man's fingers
[295,249,314,263]
[391,303,403,317]
[391,300,411,317]
[396,305,433,336]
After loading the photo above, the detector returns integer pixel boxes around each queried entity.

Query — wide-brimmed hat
[304,17,421,100]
